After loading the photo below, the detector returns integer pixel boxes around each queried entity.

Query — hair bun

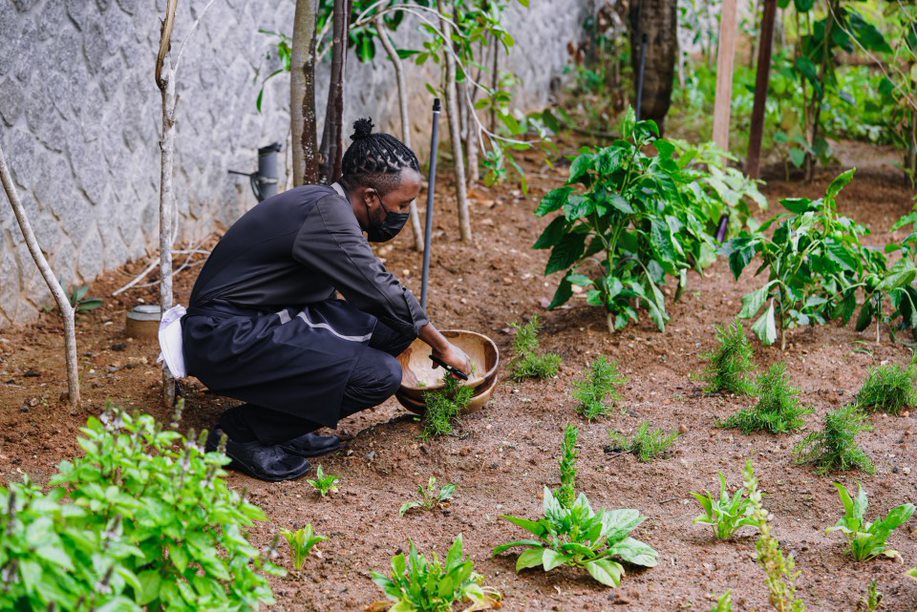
[351,118,374,141]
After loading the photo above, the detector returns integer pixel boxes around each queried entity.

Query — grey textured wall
[0,0,589,327]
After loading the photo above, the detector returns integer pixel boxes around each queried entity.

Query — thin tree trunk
[490,35,498,134]
[746,0,776,179]
[319,0,350,184]
[375,15,423,251]
[805,1,835,182]
[292,0,320,185]
[439,0,471,241]
[0,146,80,408]
[458,81,479,184]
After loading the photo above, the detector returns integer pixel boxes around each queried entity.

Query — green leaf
[548,275,573,310]
[516,547,545,571]
[752,303,777,345]
[789,148,806,168]
[794,0,814,11]
[501,514,547,537]
[781,197,816,214]
[533,216,568,250]
[564,195,594,220]
[567,273,593,287]
[137,570,162,606]
[546,233,586,275]
[826,169,856,201]
[607,537,658,567]
[542,548,569,571]
[855,300,873,332]
[568,154,595,186]
[585,559,623,587]
[740,284,771,319]
[608,193,634,214]
[536,187,573,216]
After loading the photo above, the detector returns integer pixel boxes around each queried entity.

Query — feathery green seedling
[509,315,563,380]
[698,321,756,395]
[691,473,760,540]
[607,421,680,462]
[399,477,456,517]
[827,482,915,561]
[743,461,807,611]
[371,534,502,611]
[856,363,917,415]
[856,579,882,612]
[719,363,812,434]
[280,524,327,571]
[307,465,340,497]
[573,356,628,420]
[710,591,733,612]
[421,375,473,439]
[557,424,579,508]
[793,405,875,475]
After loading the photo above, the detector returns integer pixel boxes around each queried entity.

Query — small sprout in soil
[697,320,755,395]
[718,362,812,434]
[856,579,882,612]
[68,285,104,313]
[710,591,733,612]
[509,315,562,381]
[280,524,327,571]
[909,567,917,581]
[556,424,579,508]
[573,355,627,420]
[743,461,807,611]
[607,421,680,462]
[421,375,473,439]
[855,362,917,415]
[827,481,915,562]
[399,477,457,517]
[370,534,502,611]
[307,465,340,497]
[793,404,875,475]
[691,473,760,540]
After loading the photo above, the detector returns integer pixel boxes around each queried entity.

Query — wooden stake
[712,0,739,151]
[746,0,777,179]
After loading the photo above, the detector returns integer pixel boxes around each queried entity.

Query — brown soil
[1,147,916,611]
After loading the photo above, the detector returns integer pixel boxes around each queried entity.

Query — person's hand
[431,342,472,379]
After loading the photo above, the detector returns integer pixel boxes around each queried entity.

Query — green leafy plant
[856,579,882,612]
[856,362,917,416]
[827,482,915,562]
[607,421,680,462]
[691,473,760,540]
[793,405,875,475]
[421,375,473,439]
[399,477,457,517]
[68,285,103,313]
[557,424,579,508]
[909,567,917,580]
[509,315,562,380]
[698,320,755,395]
[281,524,328,571]
[719,363,812,434]
[307,465,340,497]
[370,534,502,611]
[743,461,807,611]
[711,591,733,612]
[573,355,627,420]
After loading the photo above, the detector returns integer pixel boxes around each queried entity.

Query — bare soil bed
[1,146,916,610]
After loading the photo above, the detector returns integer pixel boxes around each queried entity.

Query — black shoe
[207,428,312,482]
[279,432,342,458]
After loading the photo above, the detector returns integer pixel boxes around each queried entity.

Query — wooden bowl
[396,330,499,414]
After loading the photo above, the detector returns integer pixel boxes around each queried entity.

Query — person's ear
[363,187,380,208]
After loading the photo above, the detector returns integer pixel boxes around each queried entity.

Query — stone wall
[0,0,590,327]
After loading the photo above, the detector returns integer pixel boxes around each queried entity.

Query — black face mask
[366,195,409,243]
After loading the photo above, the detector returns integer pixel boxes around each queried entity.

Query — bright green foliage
[421,375,473,439]
[493,487,658,588]
[556,425,579,508]
[909,567,917,580]
[827,482,915,562]
[856,363,917,415]
[710,591,733,612]
[399,477,457,517]
[691,473,760,540]
[68,285,103,313]
[743,461,807,612]
[607,422,680,462]
[371,535,502,612]
[698,321,755,395]
[509,315,562,380]
[281,525,328,571]
[719,363,812,434]
[307,465,341,497]
[573,356,627,420]
[857,579,882,612]
[793,405,875,475]
[0,407,281,610]
[724,169,885,349]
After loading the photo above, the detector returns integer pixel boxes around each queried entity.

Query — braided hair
[340,118,421,196]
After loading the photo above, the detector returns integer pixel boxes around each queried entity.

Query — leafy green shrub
[827,482,915,562]
[856,362,917,415]
[371,535,502,611]
[556,424,579,508]
[307,465,340,497]
[857,579,882,612]
[573,356,627,420]
[399,477,456,517]
[281,525,327,571]
[68,284,103,313]
[607,421,680,462]
[0,407,281,610]
[509,315,562,380]
[698,321,755,395]
[793,405,875,475]
[691,473,760,540]
[421,375,473,439]
[719,363,812,434]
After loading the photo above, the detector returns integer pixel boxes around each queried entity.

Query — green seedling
[691,473,760,540]
[856,579,882,612]
[698,321,755,395]
[719,362,812,434]
[607,421,679,462]
[710,591,733,612]
[371,534,502,611]
[280,524,327,571]
[557,424,579,508]
[856,362,917,415]
[793,405,875,475]
[421,375,473,439]
[399,477,456,517]
[509,315,562,380]
[827,482,915,561]
[909,567,917,580]
[68,285,103,313]
[573,355,627,420]
[307,465,340,497]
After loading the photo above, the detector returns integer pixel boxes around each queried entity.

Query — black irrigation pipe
[420,98,442,311]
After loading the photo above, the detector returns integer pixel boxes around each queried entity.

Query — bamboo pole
[712,0,739,151]
[746,0,777,179]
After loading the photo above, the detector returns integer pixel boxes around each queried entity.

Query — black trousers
[218,321,414,445]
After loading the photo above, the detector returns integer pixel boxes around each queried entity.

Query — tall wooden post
[746,0,777,179]
[712,0,739,151]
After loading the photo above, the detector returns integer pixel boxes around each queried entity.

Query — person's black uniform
[182,118,471,481]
